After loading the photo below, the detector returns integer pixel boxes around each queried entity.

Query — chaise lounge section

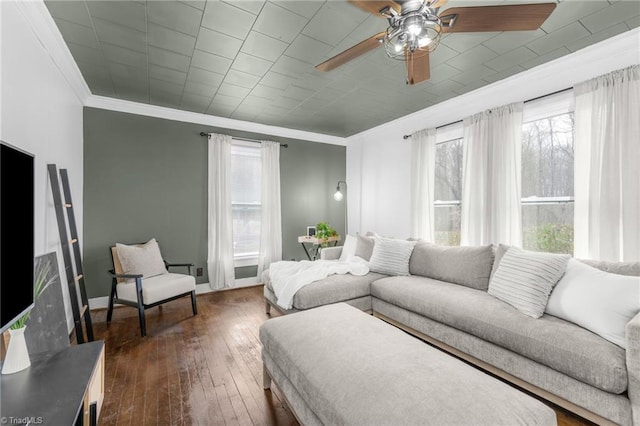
[261,303,557,426]
[261,239,640,425]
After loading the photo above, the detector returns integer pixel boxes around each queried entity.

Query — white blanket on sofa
[269,258,369,310]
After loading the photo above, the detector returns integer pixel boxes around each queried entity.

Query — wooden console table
[0,340,105,425]
[298,235,340,260]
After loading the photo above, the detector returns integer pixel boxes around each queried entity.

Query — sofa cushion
[409,242,494,291]
[354,234,374,261]
[492,244,640,278]
[488,247,569,318]
[546,258,640,349]
[368,236,416,276]
[371,276,628,394]
[260,303,557,426]
[578,258,640,276]
[263,269,387,310]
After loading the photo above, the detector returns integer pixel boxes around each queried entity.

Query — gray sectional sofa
[262,241,640,425]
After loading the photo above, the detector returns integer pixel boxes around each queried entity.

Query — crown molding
[85,95,347,146]
[14,0,91,104]
[349,27,640,141]
[18,0,345,145]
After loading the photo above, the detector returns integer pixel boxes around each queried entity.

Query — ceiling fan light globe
[384,29,408,59]
[405,15,425,36]
[418,36,432,48]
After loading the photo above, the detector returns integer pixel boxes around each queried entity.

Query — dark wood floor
[92,285,594,426]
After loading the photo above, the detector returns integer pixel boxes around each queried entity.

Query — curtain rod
[402,87,572,140]
[199,132,288,148]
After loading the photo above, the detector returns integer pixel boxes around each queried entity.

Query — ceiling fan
[315,0,557,85]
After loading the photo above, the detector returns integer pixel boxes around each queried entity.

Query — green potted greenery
[315,222,338,247]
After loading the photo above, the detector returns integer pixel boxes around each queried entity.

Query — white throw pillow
[339,234,358,262]
[545,258,640,349]
[488,247,569,318]
[368,236,417,276]
[116,238,167,282]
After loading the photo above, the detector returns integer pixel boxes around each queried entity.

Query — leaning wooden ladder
[48,164,94,343]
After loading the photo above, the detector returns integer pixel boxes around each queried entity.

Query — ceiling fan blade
[348,0,400,17]
[405,52,430,85]
[316,32,386,72]
[440,3,557,33]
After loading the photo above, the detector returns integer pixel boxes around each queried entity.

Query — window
[521,113,574,254]
[230,143,261,265]
[434,138,463,246]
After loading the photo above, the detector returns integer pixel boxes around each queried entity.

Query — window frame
[434,132,464,246]
[230,141,261,267]
[520,94,575,253]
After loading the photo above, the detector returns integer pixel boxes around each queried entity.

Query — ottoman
[260,303,557,425]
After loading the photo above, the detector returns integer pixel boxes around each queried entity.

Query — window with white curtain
[230,143,261,266]
[434,138,464,246]
[521,112,574,254]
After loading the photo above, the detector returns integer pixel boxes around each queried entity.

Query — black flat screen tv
[0,141,35,333]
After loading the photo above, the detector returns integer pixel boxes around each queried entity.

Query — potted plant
[2,259,55,374]
[315,222,338,247]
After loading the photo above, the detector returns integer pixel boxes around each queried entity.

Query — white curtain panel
[257,141,283,277]
[461,102,523,246]
[574,65,640,262]
[410,128,437,241]
[207,133,235,290]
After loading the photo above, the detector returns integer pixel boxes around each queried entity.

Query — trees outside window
[434,138,463,245]
[521,113,574,254]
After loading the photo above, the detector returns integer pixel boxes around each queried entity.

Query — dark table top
[1,340,104,426]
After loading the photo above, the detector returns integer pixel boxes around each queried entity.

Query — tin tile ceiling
[45,0,640,137]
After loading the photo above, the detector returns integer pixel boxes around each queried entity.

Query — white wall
[1,1,88,331]
[346,28,640,238]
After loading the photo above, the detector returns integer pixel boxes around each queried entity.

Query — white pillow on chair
[116,238,167,282]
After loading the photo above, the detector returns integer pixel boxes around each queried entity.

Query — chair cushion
[117,273,195,305]
[371,276,628,394]
[115,238,167,282]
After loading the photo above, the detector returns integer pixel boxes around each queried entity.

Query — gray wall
[83,108,346,298]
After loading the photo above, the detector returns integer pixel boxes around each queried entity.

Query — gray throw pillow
[354,234,375,261]
[116,238,167,282]
[488,247,569,318]
[409,242,495,291]
[368,236,417,276]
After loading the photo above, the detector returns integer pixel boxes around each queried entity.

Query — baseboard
[89,277,262,310]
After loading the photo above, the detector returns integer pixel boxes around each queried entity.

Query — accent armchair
[107,238,197,336]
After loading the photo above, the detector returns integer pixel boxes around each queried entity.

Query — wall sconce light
[334,180,347,235]
[334,180,346,201]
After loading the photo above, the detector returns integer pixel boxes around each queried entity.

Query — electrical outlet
[196,267,203,276]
